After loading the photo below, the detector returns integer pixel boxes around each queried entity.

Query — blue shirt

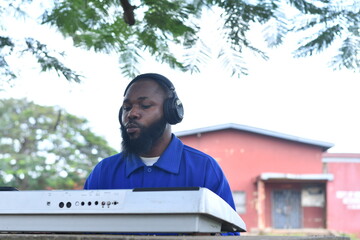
[84,134,239,235]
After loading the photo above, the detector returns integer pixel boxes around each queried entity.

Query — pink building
[323,153,360,237]
[175,123,359,237]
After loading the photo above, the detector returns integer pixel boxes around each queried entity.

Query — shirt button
[147,168,152,173]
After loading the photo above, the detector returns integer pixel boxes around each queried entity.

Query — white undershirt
[140,156,160,166]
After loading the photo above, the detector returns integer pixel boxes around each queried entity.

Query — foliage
[0,98,117,190]
[0,2,83,86]
[0,0,359,83]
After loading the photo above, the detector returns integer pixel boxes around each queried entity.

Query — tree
[0,0,359,85]
[0,98,117,190]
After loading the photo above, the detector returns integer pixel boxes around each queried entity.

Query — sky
[1,2,360,153]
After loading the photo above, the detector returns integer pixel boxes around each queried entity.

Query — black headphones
[119,73,184,125]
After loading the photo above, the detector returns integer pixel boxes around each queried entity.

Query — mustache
[124,121,142,129]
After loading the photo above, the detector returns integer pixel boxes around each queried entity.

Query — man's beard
[121,118,167,156]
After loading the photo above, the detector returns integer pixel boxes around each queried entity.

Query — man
[84,73,239,235]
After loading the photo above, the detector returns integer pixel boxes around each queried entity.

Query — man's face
[120,79,167,154]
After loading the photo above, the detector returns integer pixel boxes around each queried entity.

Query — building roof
[260,172,334,181]
[322,153,360,163]
[175,123,334,151]
[323,153,360,158]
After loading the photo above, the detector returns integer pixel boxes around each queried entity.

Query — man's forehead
[124,79,166,98]
[128,79,164,91]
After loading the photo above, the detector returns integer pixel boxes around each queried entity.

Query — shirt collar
[125,154,144,177]
[125,134,183,177]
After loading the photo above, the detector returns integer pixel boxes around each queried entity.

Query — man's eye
[142,105,151,109]
[123,106,131,111]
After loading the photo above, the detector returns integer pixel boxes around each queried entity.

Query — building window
[232,191,246,214]
[301,185,325,207]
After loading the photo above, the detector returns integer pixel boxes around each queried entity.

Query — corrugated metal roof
[175,123,334,151]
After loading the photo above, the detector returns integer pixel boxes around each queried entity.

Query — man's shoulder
[182,144,213,160]
[181,144,225,181]
[97,152,123,167]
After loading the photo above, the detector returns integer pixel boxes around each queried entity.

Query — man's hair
[123,73,175,98]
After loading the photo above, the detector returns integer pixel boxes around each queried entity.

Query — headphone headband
[123,73,175,96]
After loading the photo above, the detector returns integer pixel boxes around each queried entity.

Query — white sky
[1,3,360,153]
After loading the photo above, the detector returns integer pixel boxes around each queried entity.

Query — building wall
[178,129,325,230]
[324,154,360,238]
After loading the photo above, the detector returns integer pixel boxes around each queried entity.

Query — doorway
[272,189,301,228]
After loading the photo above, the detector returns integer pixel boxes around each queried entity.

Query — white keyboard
[0,187,246,233]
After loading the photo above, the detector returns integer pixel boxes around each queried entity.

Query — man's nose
[128,106,140,119]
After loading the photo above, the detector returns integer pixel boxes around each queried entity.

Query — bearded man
[84,73,238,235]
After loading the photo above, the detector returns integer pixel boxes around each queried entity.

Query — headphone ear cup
[163,97,184,125]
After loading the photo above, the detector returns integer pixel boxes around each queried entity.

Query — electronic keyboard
[0,187,246,233]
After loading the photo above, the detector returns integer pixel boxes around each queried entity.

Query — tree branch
[120,0,136,26]
[53,109,62,131]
